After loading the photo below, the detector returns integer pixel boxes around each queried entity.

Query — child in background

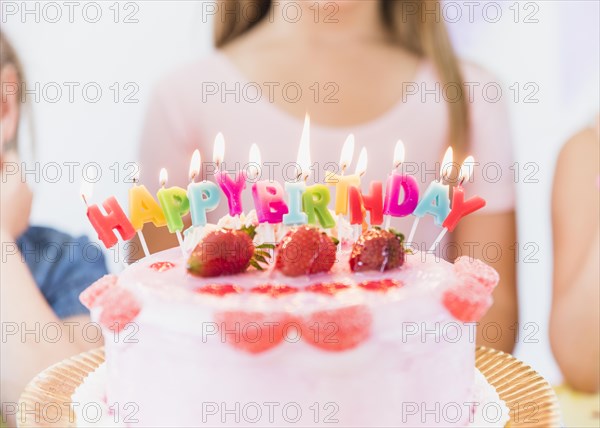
[551,116,600,394]
[0,31,108,426]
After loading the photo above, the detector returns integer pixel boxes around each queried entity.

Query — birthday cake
[78,128,503,426]
[79,219,500,427]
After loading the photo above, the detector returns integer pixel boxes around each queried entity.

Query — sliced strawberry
[454,257,499,293]
[214,311,298,354]
[97,287,141,332]
[79,274,117,309]
[443,281,492,322]
[358,278,403,292]
[275,226,337,277]
[250,284,299,298]
[149,261,176,272]
[195,284,242,296]
[305,282,351,296]
[302,305,372,352]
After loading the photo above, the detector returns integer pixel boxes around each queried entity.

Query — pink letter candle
[252,180,289,224]
[215,170,246,216]
[384,173,419,217]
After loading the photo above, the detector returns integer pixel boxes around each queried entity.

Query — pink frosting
[92,249,486,427]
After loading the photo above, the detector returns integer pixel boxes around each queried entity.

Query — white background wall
[3,1,599,384]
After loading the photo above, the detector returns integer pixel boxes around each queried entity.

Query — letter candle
[329,134,355,251]
[80,180,137,251]
[283,114,310,226]
[383,140,420,230]
[324,134,359,215]
[429,156,486,252]
[213,132,246,224]
[294,114,336,229]
[187,149,221,227]
[347,147,368,241]
[407,147,453,244]
[127,169,166,257]
[156,168,188,253]
[250,144,289,243]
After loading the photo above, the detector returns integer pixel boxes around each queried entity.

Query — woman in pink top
[138,0,517,352]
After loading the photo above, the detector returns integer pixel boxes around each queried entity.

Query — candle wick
[82,195,88,206]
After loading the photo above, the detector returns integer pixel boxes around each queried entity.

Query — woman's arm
[0,229,97,426]
[453,211,518,353]
[550,127,600,393]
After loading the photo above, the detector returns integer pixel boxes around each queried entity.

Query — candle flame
[459,155,475,183]
[297,113,311,181]
[440,146,454,180]
[354,147,368,177]
[248,143,261,180]
[159,168,168,187]
[213,132,225,167]
[339,134,355,173]
[189,149,201,182]
[393,140,405,168]
[80,180,93,205]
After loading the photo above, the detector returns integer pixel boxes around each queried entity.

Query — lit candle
[156,168,189,250]
[128,168,167,231]
[250,144,289,224]
[187,149,221,227]
[407,146,453,244]
[303,184,336,229]
[293,114,336,229]
[324,134,359,215]
[283,114,310,226]
[213,132,246,217]
[383,140,420,230]
[348,148,383,228]
[345,148,374,239]
[430,156,486,251]
[81,180,136,249]
[349,183,384,226]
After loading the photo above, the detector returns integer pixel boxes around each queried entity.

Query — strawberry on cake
[78,223,503,427]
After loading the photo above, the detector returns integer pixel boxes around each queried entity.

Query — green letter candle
[302,184,336,229]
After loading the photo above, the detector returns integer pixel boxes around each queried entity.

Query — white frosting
[72,363,508,428]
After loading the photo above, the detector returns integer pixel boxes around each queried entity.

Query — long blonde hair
[214,0,470,157]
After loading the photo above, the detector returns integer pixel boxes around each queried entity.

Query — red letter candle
[82,182,135,249]
[442,156,486,232]
[349,182,384,226]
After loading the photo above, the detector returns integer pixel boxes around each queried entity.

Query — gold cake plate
[17,346,560,427]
